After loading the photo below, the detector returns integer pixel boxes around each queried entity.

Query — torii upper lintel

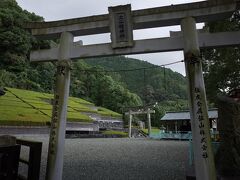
[25,0,238,40]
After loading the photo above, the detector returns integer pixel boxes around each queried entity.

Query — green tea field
[0,88,121,126]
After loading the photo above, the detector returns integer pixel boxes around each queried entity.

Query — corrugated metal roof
[161,109,218,121]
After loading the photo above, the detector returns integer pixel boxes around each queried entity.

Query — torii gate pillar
[46,32,73,180]
[181,17,216,180]
[128,110,132,138]
[147,108,151,136]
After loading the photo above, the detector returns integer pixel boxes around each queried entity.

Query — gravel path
[17,135,188,180]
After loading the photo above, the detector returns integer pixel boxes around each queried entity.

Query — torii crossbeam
[27,1,240,180]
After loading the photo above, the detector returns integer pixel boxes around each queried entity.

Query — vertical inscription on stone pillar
[49,64,66,155]
[194,87,208,159]
[115,13,128,42]
[186,52,209,159]
[50,93,59,155]
[109,4,133,48]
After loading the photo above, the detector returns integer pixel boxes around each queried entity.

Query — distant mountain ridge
[84,56,187,104]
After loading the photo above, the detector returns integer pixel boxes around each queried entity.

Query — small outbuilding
[160,109,218,132]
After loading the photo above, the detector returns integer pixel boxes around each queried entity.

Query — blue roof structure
[161,109,218,121]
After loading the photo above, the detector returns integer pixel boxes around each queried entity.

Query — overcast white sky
[16,0,205,76]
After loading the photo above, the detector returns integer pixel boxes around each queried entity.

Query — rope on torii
[125,108,155,138]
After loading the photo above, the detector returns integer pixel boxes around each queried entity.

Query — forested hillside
[70,61,142,112]
[84,56,187,105]
[0,0,188,118]
[1,0,238,128]
[0,0,142,114]
[84,56,189,127]
[0,0,53,91]
[0,0,190,129]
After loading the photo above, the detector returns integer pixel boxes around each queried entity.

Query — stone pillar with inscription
[46,32,73,180]
[181,17,216,180]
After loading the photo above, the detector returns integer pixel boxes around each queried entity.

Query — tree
[84,56,188,104]
[0,70,16,87]
[202,11,240,103]
[0,0,43,69]
[0,0,56,92]
[0,0,189,114]
[70,61,142,113]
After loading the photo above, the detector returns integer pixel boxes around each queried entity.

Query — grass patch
[0,87,119,126]
[0,107,50,126]
[101,130,128,137]
[67,112,93,123]
[69,96,93,105]
[67,118,92,123]
[68,100,96,113]
[0,100,31,108]
[69,107,96,113]
[8,88,47,100]
[97,107,121,118]
[41,110,93,123]
[142,128,160,134]
[31,103,52,110]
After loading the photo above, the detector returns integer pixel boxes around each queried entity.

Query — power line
[79,60,184,73]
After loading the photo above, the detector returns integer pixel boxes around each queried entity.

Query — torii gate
[26,1,240,180]
[125,108,155,138]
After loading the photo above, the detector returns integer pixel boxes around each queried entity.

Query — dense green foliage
[0,0,142,113]
[70,61,142,112]
[0,0,54,92]
[7,0,238,127]
[84,56,187,105]
[202,11,240,103]
[84,57,188,126]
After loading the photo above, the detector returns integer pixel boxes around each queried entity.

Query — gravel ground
[16,135,188,180]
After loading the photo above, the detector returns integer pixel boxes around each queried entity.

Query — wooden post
[181,17,216,180]
[128,110,132,138]
[46,32,73,180]
[147,108,151,136]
